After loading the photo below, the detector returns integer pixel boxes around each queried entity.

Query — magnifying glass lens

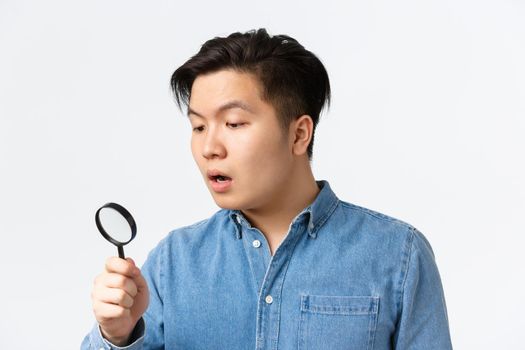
[95,202,137,259]
[98,207,133,243]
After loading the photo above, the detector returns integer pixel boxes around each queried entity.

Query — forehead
[189,69,266,115]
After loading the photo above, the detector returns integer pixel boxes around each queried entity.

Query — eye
[192,126,205,133]
[227,122,245,129]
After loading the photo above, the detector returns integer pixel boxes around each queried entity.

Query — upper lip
[207,169,232,180]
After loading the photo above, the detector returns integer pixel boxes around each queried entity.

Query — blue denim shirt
[82,180,452,349]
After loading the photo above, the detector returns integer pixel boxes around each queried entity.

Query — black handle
[118,245,125,259]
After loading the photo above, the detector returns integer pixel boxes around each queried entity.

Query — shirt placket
[248,218,306,350]
[241,225,272,295]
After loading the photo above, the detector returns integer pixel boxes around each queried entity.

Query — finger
[105,256,140,278]
[98,287,134,308]
[93,300,130,322]
[98,273,138,297]
[130,269,148,292]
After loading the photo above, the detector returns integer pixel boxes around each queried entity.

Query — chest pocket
[298,295,379,350]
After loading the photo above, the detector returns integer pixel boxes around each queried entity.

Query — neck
[241,161,320,255]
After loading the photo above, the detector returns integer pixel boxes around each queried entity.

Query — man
[82,28,452,349]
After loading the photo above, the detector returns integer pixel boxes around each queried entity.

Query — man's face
[188,69,294,211]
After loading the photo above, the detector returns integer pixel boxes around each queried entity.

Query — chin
[210,194,244,210]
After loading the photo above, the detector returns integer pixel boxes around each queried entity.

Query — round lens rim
[95,202,137,246]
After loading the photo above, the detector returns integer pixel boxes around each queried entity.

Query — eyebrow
[187,100,255,119]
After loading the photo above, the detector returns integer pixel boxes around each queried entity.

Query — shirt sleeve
[392,227,453,349]
[80,318,145,350]
[140,239,166,348]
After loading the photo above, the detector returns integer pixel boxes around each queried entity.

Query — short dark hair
[170,28,331,160]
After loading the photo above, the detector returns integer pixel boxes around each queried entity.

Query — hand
[91,257,149,346]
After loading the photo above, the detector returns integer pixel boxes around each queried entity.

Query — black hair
[171,28,330,160]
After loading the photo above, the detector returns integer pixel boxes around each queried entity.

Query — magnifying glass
[95,202,137,259]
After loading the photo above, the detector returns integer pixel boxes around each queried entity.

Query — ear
[290,115,314,156]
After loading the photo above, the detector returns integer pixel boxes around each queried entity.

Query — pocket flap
[301,295,379,315]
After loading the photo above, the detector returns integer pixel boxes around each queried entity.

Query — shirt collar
[228,180,339,239]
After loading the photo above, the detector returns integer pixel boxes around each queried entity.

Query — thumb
[126,257,136,267]
[132,268,148,291]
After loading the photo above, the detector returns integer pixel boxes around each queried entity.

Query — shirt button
[265,295,273,304]
[252,239,261,248]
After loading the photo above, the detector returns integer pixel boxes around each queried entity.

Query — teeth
[216,176,227,182]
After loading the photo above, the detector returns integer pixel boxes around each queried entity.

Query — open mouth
[207,169,232,182]
[207,170,233,192]
[211,175,232,183]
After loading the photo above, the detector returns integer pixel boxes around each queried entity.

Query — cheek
[190,138,203,168]
[190,138,196,158]
[234,129,290,172]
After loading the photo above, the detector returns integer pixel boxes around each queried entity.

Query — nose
[202,125,226,160]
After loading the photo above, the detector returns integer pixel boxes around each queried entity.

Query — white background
[1,0,524,348]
